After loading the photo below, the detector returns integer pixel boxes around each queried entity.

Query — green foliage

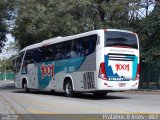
[0,0,15,53]
[0,57,14,72]
[0,0,8,52]
[137,2,160,62]
[12,0,130,49]
[0,0,14,49]
[11,0,160,63]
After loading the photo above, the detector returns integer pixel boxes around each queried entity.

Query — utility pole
[4,58,6,81]
[2,57,7,81]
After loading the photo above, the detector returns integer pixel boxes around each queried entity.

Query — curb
[125,89,160,94]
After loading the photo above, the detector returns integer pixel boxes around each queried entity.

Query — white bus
[13,29,140,97]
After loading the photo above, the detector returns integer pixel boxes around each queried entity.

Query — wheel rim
[66,83,72,94]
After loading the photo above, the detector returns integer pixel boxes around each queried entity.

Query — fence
[0,72,15,81]
[0,63,160,89]
[139,62,160,90]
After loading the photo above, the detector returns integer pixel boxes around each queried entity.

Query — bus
[13,29,140,97]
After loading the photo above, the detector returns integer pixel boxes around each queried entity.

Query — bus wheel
[93,92,107,98]
[64,81,74,97]
[24,81,30,93]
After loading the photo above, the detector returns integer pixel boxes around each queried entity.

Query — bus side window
[16,57,21,73]
[43,46,48,61]
[25,51,34,64]
[22,50,34,74]
[50,43,64,61]
[78,40,85,57]
[43,46,53,62]
[81,37,90,56]
[81,35,97,56]
[69,39,79,58]
[90,35,97,53]
[63,41,72,59]
[16,52,24,73]
[33,47,43,63]
[51,44,57,61]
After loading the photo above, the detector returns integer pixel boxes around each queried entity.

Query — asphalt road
[0,81,160,120]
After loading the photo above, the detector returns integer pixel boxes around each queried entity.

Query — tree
[136,0,160,62]
[0,0,14,53]
[0,0,8,53]
[11,0,160,63]
[0,57,14,72]
[12,0,135,49]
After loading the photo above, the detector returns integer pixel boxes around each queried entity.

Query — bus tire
[23,81,30,93]
[51,90,55,94]
[93,92,107,98]
[64,80,74,97]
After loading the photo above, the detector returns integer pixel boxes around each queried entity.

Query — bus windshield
[105,31,138,49]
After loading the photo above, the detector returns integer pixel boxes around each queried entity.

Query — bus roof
[20,29,134,52]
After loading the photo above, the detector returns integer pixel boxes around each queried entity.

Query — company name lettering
[40,63,54,79]
[115,64,129,71]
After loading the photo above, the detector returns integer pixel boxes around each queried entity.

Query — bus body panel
[14,29,140,94]
[52,51,97,92]
[14,51,26,88]
[96,30,139,91]
[96,48,139,91]
[104,47,139,81]
[15,73,24,88]
[16,51,97,92]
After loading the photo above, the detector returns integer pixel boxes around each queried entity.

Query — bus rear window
[105,31,138,49]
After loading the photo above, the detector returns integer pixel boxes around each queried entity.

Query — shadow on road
[0,84,15,90]
[73,93,129,100]
[12,90,129,100]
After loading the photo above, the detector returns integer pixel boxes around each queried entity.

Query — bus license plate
[119,83,126,87]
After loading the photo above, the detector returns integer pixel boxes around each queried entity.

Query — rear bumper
[96,79,139,91]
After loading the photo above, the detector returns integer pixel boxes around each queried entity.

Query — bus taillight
[135,64,140,80]
[98,62,107,80]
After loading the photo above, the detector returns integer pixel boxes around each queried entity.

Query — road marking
[27,109,58,114]
[27,109,103,120]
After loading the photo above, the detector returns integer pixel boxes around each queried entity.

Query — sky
[0,34,18,59]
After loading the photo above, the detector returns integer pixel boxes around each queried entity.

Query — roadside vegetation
[0,0,159,69]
